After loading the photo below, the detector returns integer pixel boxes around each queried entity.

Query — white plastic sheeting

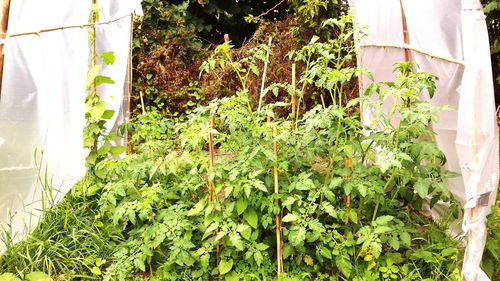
[350,0,499,280]
[0,0,141,249]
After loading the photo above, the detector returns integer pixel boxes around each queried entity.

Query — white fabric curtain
[350,0,498,280]
[0,0,140,250]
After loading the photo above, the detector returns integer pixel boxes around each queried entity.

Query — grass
[0,186,123,280]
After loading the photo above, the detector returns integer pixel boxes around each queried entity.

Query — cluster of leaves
[69,60,462,280]
[482,196,500,280]
[289,15,360,109]
[84,51,126,168]
[483,0,500,102]
[287,0,349,42]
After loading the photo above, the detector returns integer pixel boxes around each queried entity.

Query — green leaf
[289,227,306,246]
[348,209,358,224]
[254,250,263,266]
[282,213,299,223]
[100,52,115,65]
[400,231,411,247]
[371,241,382,258]
[329,177,343,189]
[389,237,400,250]
[90,101,106,121]
[0,273,22,281]
[224,272,239,281]
[304,255,314,266]
[374,215,394,225]
[101,109,115,120]
[252,180,268,192]
[282,196,297,209]
[95,258,106,267]
[240,227,252,240]
[95,75,115,87]
[336,256,352,278]
[244,208,258,229]
[109,146,126,156]
[236,197,248,215]
[415,178,430,198]
[188,199,206,216]
[322,202,337,218]
[358,184,367,197]
[320,246,332,259]
[97,145,110,156]
[229,233,245,251]
[25,272,52,281]
[236,224,250,233]
[91,267,102,275]
[218,258,233,275]
[87,65,101,88]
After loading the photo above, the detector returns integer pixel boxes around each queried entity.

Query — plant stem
[372,173,394,222]
[291,63,297,131]
[272,124,283,276]
[257,36,273,116]
[208,114,220,264]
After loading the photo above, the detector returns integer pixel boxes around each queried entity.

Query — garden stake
[208,114,220,264]
[291,63,297,131]
[0,0,10,99]
[90,0,98,151]
[91,0,97,98]
[273,124,283,275]
[126,13,134,154]
[398,0,410,62]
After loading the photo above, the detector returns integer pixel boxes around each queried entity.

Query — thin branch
[8,14,131,39]
[256,0,287,19]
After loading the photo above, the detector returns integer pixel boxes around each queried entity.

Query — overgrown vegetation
[1,1,500,280]
[1,60,465,280]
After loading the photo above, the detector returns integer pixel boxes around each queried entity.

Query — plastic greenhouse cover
[0,0,141,250]
[350,0,499,280]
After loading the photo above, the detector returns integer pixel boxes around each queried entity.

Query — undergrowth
[1,59,466,280]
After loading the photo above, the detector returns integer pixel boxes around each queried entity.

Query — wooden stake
[273,125,283,275]
[0,0,11,98]
[126,14,134,155]
[90,0,98,151]
[398,0,410,61]
[91,0,97,97]
[291,63,297,131]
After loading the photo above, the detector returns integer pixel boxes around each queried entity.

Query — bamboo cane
[91,0,97,97]
[0,0,11,98]
[273,124,283,275]
[291,63,297,131]
[398,0,410,62]
[90,0,98,151]
[126,14,134,155]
